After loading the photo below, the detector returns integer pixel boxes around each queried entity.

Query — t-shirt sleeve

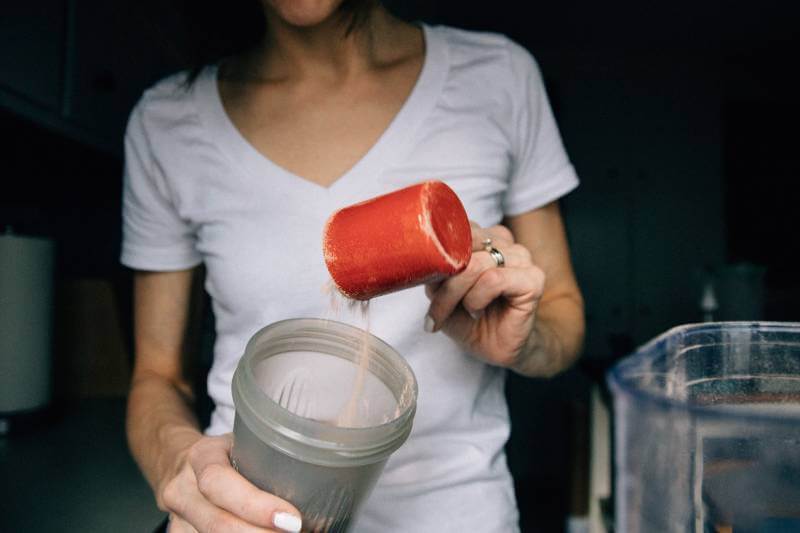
[120,103,202,271]
[502,41,579,216]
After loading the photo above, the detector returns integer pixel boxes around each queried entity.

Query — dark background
[1,1,798,531]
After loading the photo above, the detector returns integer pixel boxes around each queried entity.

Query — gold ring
[482,237,493,252]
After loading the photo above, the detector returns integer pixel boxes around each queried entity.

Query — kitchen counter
[0,398,165,532]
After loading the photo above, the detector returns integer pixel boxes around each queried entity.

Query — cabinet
[0,1,65,112]
[66,0,182,150]
[0,0,183,155]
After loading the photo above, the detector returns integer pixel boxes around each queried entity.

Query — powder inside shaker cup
[253,350,399,428]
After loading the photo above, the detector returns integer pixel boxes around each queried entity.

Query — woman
[122,0,585,531]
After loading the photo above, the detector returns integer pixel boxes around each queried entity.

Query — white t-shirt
[121,24,578,532]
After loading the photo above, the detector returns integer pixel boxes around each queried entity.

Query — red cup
[323,181,472,300]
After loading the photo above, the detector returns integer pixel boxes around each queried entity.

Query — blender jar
[608,322,800,532]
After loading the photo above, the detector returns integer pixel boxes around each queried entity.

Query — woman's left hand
[424,222,545,368]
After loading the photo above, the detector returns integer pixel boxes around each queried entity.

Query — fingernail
[468,309,484,320]
[424,314,435,333]
[273,511,302,533]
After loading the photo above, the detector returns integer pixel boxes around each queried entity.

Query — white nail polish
[468,309,483,320]
[424,314,435,333]
[273,511,302,533]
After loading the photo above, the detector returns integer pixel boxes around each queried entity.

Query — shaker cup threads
[323,180,472,300]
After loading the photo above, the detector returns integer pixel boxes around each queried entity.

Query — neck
[250,5,408,80]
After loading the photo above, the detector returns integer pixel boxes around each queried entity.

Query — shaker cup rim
[232,318,419,467]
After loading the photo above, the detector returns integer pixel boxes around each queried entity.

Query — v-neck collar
[195,24,448,197]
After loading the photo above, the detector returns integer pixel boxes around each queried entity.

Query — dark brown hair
[174,0,378,84]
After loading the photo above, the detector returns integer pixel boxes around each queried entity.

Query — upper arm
[506,201,585,363]
[132,267,198,391]
[505,201,583,309]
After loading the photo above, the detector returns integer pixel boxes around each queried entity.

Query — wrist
[510,320,562,378]
[154,425,203,499]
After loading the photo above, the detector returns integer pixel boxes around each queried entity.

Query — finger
[438,301,534,369]
[470,223,514,252]
[428,252,497,326]
[486,224,515,244]
[460,265,545,318]
[167,468,275,533]
[427,245,528,329]
[188,436,302,531]
[167,515,198,533]
[424,279,444,299]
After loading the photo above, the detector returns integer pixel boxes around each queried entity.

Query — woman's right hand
[160,433,302,533]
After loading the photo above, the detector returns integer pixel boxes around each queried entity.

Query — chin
[266,0,348,27]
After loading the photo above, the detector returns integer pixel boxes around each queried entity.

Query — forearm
[511,292,585,378]
[126,371,203,505]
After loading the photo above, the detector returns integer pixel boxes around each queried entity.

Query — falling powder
[321,280,413,427]
[321,281,375,427]
[336,298,371,427]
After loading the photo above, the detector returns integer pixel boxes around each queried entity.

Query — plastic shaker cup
[231,319,418,532]
[323,180,472,300]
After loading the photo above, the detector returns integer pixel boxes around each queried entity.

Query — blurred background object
[714,262,767,321]
[0,230,55,432]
